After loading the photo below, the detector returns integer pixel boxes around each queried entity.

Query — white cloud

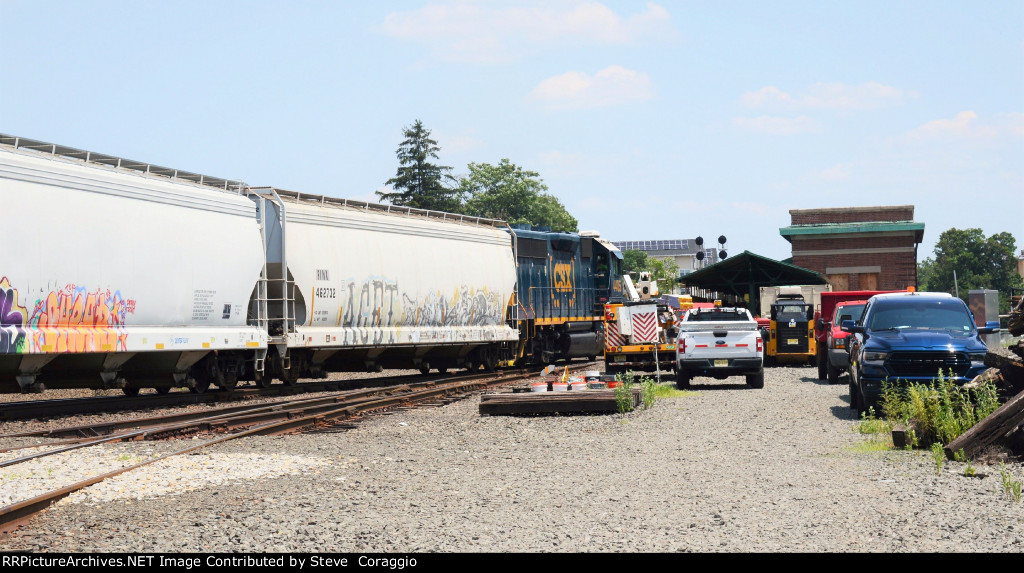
[1008,112,1024,137]
[381,1,675,64]
[528,65,654,109]
[742,82,914,111]
[732,115,821,135]
[907,111,1024,141]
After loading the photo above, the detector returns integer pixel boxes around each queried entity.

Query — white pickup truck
[675,306,764,389]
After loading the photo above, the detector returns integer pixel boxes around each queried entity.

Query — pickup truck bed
[676,307,764,389]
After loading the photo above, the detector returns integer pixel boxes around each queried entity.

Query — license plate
[714,359,728,367]
[614,356,626,363]
[787,339,798,345]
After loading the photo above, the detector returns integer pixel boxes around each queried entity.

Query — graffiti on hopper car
[26,284,134,353]
[325,277,505,345]
[0,277,28,354]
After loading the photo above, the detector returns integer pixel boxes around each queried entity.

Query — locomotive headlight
[864,351,888,362]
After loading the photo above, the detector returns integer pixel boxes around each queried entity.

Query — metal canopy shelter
[680,250,827,316]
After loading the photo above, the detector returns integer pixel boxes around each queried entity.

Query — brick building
[779,205,924,291]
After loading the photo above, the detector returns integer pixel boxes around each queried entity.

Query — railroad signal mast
[693,235,728,269]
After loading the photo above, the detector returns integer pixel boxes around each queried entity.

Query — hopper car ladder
[253,189,295,371]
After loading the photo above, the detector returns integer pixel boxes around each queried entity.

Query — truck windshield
[867,299,974,332]
[687,310,748,322]
[834,304,865,324]
[776,304,808,320]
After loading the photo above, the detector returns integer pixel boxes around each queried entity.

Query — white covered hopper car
[0,134,517,393]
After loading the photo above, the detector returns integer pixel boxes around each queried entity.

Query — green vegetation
[954,449,977,477]
[622,250,680,292]
[378,120,461,212]
[1000,464,1022,503]
[459,159,577,232]
[917,228,1022,314]
[855,409,891,435]
[846,439,894,453]
[878,370,999,447]
[850,408,893,452]
[650,383,696,399]
[640,377,657,410]
[379,120,578,231]
[616,371,695,415]
[930,443,945,474]
[614,378,634,415]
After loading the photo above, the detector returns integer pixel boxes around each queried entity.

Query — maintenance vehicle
[675,303,764,389]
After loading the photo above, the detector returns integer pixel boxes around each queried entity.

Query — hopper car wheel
[122,387,140,397]
[419,363,431,376]
[280,370,300,386]
[482,355,497,372]
[253,370,272,389]
[217,372,238,392]
[155,387,171,395]
[191,377,212,394]
[437,366,448,374]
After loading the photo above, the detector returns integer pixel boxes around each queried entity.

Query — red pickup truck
[815,290,899,383]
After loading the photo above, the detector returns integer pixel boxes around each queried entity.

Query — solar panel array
[613,239,690,251]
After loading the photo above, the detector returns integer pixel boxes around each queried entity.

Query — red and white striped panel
[631,310,658,344]
[606,320,624,349]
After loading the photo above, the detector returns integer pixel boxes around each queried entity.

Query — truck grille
[776,324,808,353]
[888,351,970,378]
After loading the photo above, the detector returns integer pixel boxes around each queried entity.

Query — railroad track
[0,362,596,536]
[0,371,471,422]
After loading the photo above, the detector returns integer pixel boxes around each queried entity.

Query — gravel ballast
[2,366,1022,552]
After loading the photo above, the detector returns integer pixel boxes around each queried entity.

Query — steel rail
[0,362,595,536]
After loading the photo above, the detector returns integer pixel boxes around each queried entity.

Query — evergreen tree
[378,120,461,212]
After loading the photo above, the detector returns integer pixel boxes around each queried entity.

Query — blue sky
[2,1,1021,262]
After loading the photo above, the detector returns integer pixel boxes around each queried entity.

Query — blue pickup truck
[842,292,999,415]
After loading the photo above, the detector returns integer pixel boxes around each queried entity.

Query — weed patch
[1000,464,1022,502]
[879,370,1000,448]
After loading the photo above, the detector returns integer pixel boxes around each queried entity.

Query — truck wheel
[827,360,840,385]
[849,380,861,412]
[675,370,691,390]
[746,370,764,389]
[817,348,827,380]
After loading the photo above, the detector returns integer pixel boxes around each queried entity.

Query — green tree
[927,228,1023,313]
[458,159,578,232]
[622,250,679,293]
[649,257,681,293]
[917,256,936,292]
[378,120,461,212]
[622,250,649,276]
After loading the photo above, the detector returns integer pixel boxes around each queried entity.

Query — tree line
[918,228,1023,314]
[377,119,577,233]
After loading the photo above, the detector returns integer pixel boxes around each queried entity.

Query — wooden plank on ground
[944,387,1024,460]
[479,389,641,416]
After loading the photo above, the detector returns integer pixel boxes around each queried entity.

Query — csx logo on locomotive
[553,262,574,293]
